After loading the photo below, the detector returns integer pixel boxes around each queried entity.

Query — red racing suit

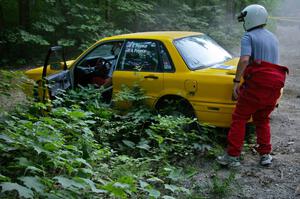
[227,60,289,157]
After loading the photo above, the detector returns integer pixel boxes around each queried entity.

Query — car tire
[156,97,200,131]
[156,98,194,117]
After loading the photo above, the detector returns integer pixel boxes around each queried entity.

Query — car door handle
[144,75,159,79]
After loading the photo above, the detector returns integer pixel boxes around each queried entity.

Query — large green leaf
[164,184,179,192]
[139,180,150,189]
[0,182,34,199]
[74,158,92,168]
[122,140,135,148]
[53,176,86,190]
[147,188,160,198]
[80,178,107,194]
[136,139,150,151]
[0,134,14,143]
[68,110,88,119]
[0,174,10,182]
[19,176,45,193]
[102,182,127,198]
[25,166,45,175]
[32,145,46,155]
[162,196,176,199]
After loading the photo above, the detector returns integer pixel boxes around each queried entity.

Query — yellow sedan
[25,31,239,127]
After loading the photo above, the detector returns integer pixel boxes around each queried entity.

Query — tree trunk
[0,3,4,61]
[226,0,235,23]
[18,0,30,30]
[104,0,110,22]
[0,4,4,31]
[225,0,235,32]
[192,0,197,17]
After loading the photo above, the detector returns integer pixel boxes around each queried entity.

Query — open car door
[41,46,72,101]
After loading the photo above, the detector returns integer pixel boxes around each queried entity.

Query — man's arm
[232,55,250,100]
[235,55,250,81]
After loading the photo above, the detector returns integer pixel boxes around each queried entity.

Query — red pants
[227,87,280,156]
[227,61,288,157]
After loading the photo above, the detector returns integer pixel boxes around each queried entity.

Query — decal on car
[211,65,235,70]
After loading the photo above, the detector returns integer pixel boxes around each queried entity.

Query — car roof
[101,31,203,41]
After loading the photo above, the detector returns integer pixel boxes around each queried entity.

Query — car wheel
[156,97,199,131]
[156,98,194,117]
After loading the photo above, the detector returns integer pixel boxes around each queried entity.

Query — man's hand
[232,55,250,101]
[232,83,240,101]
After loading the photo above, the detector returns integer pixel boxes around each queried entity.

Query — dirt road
[193,1,300,198]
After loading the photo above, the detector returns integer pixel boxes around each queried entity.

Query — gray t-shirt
[241,28,279,64]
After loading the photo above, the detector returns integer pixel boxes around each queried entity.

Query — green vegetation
[0,70,26,97]
[0,0,279,67]
[0,73,226,198]
[0,1,281,198]
[210,171,236,198]
[0,70,32,113]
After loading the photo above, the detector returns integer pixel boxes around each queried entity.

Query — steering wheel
[94,57,112,78]
[95,57,111,68]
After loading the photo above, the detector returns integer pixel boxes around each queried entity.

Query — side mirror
[42,45,67,78]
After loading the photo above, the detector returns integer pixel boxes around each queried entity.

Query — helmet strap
[246,24,266,32]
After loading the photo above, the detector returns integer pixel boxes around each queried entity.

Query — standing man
[217,4,289,167]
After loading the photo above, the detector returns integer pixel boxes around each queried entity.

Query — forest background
[3,1,296,199]
[0,0,278,67]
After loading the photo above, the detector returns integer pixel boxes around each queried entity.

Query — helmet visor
[237,11,247,22]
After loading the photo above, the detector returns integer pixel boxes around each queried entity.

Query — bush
[0,84,216,198]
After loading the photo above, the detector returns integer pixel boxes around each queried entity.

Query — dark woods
[0,0,277,67]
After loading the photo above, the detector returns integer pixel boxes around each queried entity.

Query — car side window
[77,42,123,67]
[159,43,174,72]
[87,44,113,58]
[117,40,159,72]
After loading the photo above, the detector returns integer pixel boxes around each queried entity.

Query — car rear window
[174,35,232,70]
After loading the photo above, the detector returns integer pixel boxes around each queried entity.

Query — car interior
[74,41,123,87]
[70,41,124,102]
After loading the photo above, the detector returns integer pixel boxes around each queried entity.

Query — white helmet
[238,4,268,31]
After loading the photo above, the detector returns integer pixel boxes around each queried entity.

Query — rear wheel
[156,98,194,118]
[156,97,199,131]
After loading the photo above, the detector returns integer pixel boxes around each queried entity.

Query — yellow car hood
[25,60,75,81]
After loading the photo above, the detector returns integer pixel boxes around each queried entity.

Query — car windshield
[174,35,232,69]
